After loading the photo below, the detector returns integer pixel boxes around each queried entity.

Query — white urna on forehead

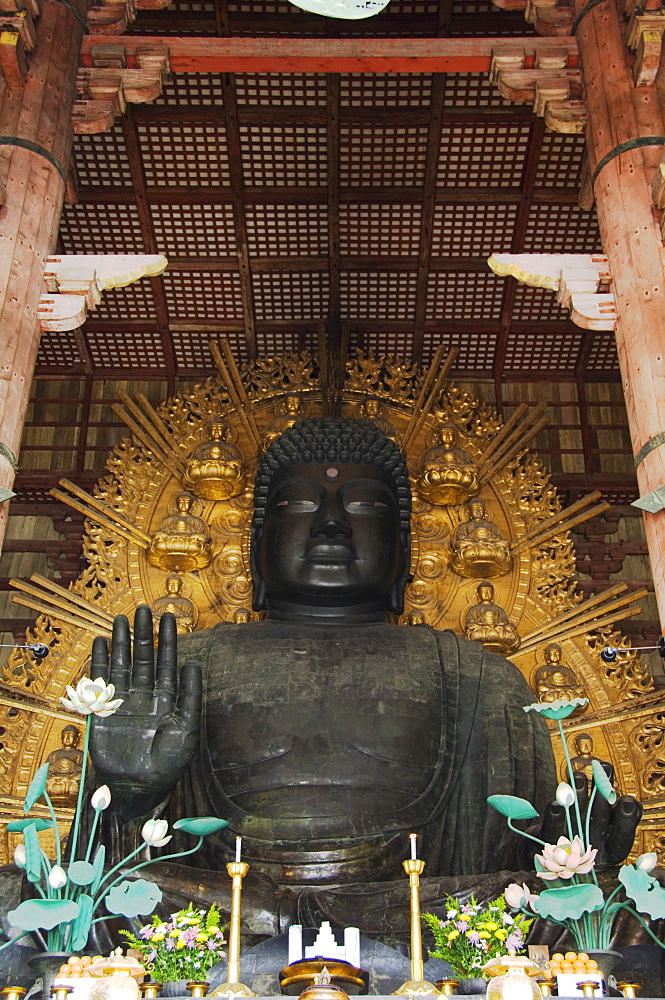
[326,467,339,480]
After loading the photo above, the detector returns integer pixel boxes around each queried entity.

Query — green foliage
[7,899,80,931]
[532,884,604,921]
[422,895,533,979]
[105,879,163,918]
[120,904,226,983]
[173,817,229,836]
[619,865,665,919]
[24,764,50,812]
[486,795,539,821]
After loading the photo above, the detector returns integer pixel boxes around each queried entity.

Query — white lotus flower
[48,864,67,889]
[141,819,171,847]
[91,785,111,811]
[636,852,658,871]
[536,836,597,880]
[504,882,538,910]
[60,676,123,717]
[13,844,25,868]
[555,781,576,807]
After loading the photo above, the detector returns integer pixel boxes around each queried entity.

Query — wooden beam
[79,35,579,74]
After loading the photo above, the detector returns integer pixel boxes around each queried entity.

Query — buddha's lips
[305,542,355,563]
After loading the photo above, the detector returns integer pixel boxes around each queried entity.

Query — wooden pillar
[575,0,665,628]
[0,0,83,547]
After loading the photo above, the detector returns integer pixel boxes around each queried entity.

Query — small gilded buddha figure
[148,491,212,573]
[152,575,198,637]
[566,732,612,789]
[357,398,398,441]
[45,725,84,806]
[450,497,513,579]
[232,608,251,624]
[534,643,586,707]
[264,394,307,448]
[183,418,246,501]
[416,424,479,506]
[408,609,429,626]
[464,581,520,656]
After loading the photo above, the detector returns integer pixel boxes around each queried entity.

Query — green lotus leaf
[90,844,106,895]
[591,759,618,804]
[105,878,162,918]
[619,864,665,918]
[24,763,50,812]
[69,893,94,951]
[7,898,79,931]
[6,818,51,833]
[68,860,96,886]
[23,822,43,883]
[532,883,605,921]
[486,795,539,821]
[173,816,230,835]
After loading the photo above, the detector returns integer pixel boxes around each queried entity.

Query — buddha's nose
[311,495,352,539]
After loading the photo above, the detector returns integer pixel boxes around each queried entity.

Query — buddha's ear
[387,526,411,615]
[250,523,267,611]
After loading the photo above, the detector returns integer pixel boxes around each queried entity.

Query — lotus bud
[91,785,111,811]
[555,781,576,807]
[13,844,26,868]
[636,852,658,871]
[504,882,527,909]
[141,818,171,847]
[48,864,67,889]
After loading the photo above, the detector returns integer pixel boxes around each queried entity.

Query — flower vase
[159,980,191,997]
[586,950,623,993]
[457,977,487,995]
[27,952,72,1000]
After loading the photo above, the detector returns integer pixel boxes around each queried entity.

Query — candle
[235,836,242,863]
[410,833,417,860]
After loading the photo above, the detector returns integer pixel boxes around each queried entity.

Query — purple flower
[147,950,157,963]
[455,921,467,932]
[506,933,522,950]
[140,927,153,940]
[165,937,176,951]
[182,928,198,946]
[466,931,481,945]
[206,940,219,951]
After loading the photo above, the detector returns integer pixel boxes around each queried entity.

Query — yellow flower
[196,933,209,942]
[152,934,165,942]
[169,930,181,938]
[176,939,187,950]
[185,918,201,925]
[478,932,491,940]
[459,915,470,922]
[446,930,460,941]
[494,930,507,941]
[485,922,499,931]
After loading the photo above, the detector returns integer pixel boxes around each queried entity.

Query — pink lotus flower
[536,836,597,881]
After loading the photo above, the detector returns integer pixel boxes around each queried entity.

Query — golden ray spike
[476,403,530,467]
[516,601,646,657]
[403,348,459,453]
[477,414,550,485]
[511,501,611,556]
[117,388,186,476]
[477,404,548,479]
[135,392,184,465]
[519,582,629,642]
[519,586,648,645]
[49,488,149,549]
[209,341,262,451]
[11,594,113,636]
[112,402,185,481]
[401,344,448,449]
[58,478,152,544]
[220,338,262,448]
[511,492,603,552]
[29,573,116,625]
[9,579,116,634]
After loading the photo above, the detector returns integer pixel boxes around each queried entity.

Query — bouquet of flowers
[121,904,226,983]
[422,895,533,978]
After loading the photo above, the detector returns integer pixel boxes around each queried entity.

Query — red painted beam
[79,35,579,73]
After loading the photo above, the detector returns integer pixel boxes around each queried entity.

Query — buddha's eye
[275,499,319,510]
[346,500,389,510]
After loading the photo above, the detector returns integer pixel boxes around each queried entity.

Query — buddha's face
[211,422,226,440]
[285,396,300,415]
[576,736,593,755]
[252,461,408,613]
[478,582,494,603]
[62,728,79,748]
[166,577,181,595]
[545,643,562,665]
[439,426,455,448]
[468,501,486,520]
[176,494,192,513]
[365,400,380,417]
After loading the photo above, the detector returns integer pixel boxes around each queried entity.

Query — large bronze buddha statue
[84,419,636,937]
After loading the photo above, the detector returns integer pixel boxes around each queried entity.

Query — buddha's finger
[132,605,155,689]
[155,612,178,702]
[91,635,109,684]
[175,660,202,731]
[109,615,132,690]
[574,771,589,821]
[603,796,643,866]
[538,801,566,847]
[588,764,613,853]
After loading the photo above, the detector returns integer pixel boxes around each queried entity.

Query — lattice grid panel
[73,126,133,188]
[163,271,245,319]
[511,284,566,321]
[235,73,327,106]
[340,126,429,186]
[437,123,530,185]
[255,328,305,355]
[426,272,504,320]
[441,73,514,108]
[535,133,586,189]
[86,328,165,369]
[93,281,157,320]
[523,204,602,253]
[340,74,432,107]
[36,330,82,369]
[59,203,145,253]
[151,204,237,256]
[226,0,298,13]
[585,333,621,372]
[138,123,231,186]
[352,329,414,358]
[341,272,417,319]
[246,203,328,255]
[240,124,327,186]
[431,203,518,256]
[504,330,583,371]
[253,272,329,319]
[172,329,248,370]
[422,329,497,368]
[154,74,225,108]
[340,203,422,255]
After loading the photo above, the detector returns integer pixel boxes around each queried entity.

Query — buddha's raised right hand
[89,606,202,821]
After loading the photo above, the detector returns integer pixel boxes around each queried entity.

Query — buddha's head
[284,395,302,415]
[61,724,80,749]
[574,733,594,756]
[544,642,563,666]
[175,492,194,514]
[477,581,495,603]
[467,498,487,521]
[233,609,251,624]
[438,425,456,448]
[251,417,411,621]
[364,398,381,418]
[165,575,183,596]
[408,610,427,626]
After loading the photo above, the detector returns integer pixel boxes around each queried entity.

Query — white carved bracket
[488,252,617,330]
[490,47,586,134]
[38,253,168,331]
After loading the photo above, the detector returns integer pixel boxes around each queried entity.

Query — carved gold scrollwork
[629,712,665,797]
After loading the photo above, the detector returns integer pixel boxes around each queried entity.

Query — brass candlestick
[392,859,439,996]
[211,861,256,997]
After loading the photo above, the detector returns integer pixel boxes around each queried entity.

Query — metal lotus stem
[392,858,438,996]
[210,862,256,998]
